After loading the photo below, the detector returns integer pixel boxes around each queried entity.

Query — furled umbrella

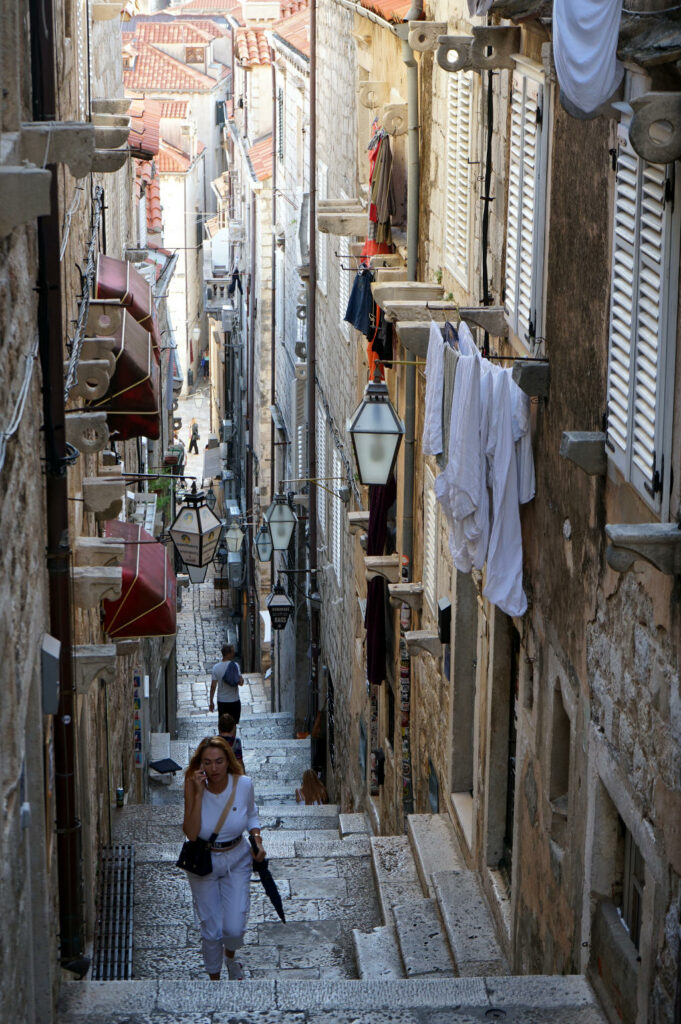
[249,836,286,922]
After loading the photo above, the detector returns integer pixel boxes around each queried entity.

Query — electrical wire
[0,337,40,473]
[63,185,105,402]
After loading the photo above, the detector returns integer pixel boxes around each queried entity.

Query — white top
[198,775,259,842]
[211,658,241,702]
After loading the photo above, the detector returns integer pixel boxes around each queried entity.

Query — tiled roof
[247,133,273,181]
[134,160,163,234]
[169,0,241,11]
[271,8,309,58]
[358,0,411,22]
[160,100,190,119]
[235,26,270,66]
[123,38,221,92]
[157,140,192,173]
[128,98,162,155]
[280,0,309,18]
[133,19,225,43]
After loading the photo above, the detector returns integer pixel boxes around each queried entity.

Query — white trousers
[186,838,252,974]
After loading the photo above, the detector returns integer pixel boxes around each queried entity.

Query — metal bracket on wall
[436,26,520,74]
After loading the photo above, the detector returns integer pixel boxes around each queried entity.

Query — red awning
[86,308,160,440]
[102,521,176,638]
[96,254,160,361]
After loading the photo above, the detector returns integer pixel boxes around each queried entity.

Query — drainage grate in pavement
[91,844,135,980]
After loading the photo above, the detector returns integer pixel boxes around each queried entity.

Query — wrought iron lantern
[347,373,404,486]
[169,484,222,577]
[264,493,297,551]
[225,522,244,553]
[267,581,294,630]
[254,522,274,562]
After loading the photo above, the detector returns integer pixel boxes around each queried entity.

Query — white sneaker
[225,957,244,980]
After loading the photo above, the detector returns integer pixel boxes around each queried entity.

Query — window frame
[445,69,475,288]
[317,162,328,296]
[316,402,327,537]
[338,235,350,339]
[423,465,439,614]
[331,446,343,584]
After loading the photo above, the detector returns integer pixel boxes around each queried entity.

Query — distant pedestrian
[188,418,200,455]
[209,643,244,724]
[218,712,244,769]
[295,769,329,805]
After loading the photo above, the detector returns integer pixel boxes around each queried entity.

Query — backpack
[223,660,240,687]
[192,422,199,438]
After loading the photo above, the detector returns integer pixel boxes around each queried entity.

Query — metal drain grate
[91,844,135,980]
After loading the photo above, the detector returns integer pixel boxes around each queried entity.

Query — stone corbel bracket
[82,477,125,520]
[81,338,117,376]
[87,301,124,338]
[0,165,52,238]
[73,644,118,693]
[605,523,681,576]
[75,536,126,567]
[92,113,131,150]
[382,102,408,136]
[92,98,131,116]
[388,582,423,610]
[116,639,141,656]
[65,359,112,401]
[629,92,681,164]
[511,360,550,399]
[404,630,442,658]
[459,307,509,338]
[318,199,366,237]
[408,22,447,52]
[20,122,96,180]
[365,554,401,584]
[358,81,390,109]
[436,26,520,73]
[64,411,110,454]
[394,322,431,358]
[559,431,606,476]
[72,567,123,608]
[348,511,370,536]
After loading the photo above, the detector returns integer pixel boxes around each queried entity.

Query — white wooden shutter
[291,376,307,480]
[606,119,679,510]
[338,235,350,334]
[445,71,474,287]
[316,402,327,537]
[505,69,547,345]
[331,447,342,583]
[318,163,328,295]
[423,467,438,613]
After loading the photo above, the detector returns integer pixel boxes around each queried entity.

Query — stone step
[432,869,510,977]
[338,812,372,838]
[370,835,424,924]
[58,975,609,1022]
[407,813,465,897]
[392,898,455,978]
[352,925,403,978]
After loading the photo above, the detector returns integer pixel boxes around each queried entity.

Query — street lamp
[264,493,297,551]
[225,522,244,553]
[267,581,294,630]
[347,372,405,486]
[254,522,274,562]
[169,484,222,579]
[205,486,217,512]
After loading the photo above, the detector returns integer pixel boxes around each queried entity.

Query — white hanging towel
[509,371,536,504]
[553,0,624,115]
[423,321,445,456]
[483,371,527,618]
[468,0,493,14]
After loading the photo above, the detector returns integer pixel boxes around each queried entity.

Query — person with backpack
[188,418,200,455]
[209,643,244,724]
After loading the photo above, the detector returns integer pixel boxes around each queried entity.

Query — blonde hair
[299,769,328,805]
[186,736,243,779]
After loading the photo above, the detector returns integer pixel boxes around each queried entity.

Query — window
[445,70,474,287]
[318,163,328,295]
[291,377,307,480]
[621,821,644,951]
[504,63,549,346]
[316,402,327,537]
[338,235,350,336]
[331,446,342,583]
[277,88,284,163]
[185,46,205,64]
[549,684,571,848]
[606,118,680,513]
[423,466,438,613]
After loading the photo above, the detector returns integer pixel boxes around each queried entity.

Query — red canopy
[96,254,160,361]
[102,521,176,638]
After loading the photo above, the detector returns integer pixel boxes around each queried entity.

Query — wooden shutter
[318,163,328,294]
[606,119,679,509]
[423,467,438,613]
[445,71,474,287]
[291,376,307,480]
[505,69,546,344]
[316,402,327,536]
[338,236,350,332]
[331,447,342,582]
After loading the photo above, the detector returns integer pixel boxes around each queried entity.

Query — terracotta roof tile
[169,0,241,11]
[133,20,225,43]
[128,98,162,155]
[359,0,411,22]
[123,38,222,92]
[279,0,309,18]
[160,100,190,119]
[157,139,193,173]
[247,133,273,181]
[271,8,309,57]
[235,26,271,66]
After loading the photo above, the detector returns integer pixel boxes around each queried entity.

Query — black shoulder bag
[177,778,237,876]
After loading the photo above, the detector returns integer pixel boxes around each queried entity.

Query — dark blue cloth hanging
[344,266,374,337]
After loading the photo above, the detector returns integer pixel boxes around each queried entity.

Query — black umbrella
[249,836,286,922]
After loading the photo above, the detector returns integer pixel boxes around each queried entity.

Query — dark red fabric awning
[102,521,176,638]
[96,254,160,361]
[86,308,160,440]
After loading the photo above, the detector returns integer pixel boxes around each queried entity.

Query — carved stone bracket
[317,198,366,237]
[408,22,448,52]
[64,411,110,454]
[20,122,96,180]
[72,566,123,608]
[91,148,129,173]
[64,359,112,401]
[394,322,432,358]
[365,554,401,584]
[115,639,141,656]
[348,511,370,536]
[559,431,607,476]
[382,103,408,136]
[92,98,131,116]
[75,536,126,567]
[436,26,520,73]
[630,92,681,164]
[81,338,117,376]
[82,477,125,520]
[404,630,443,658]
[372,281,443,310]
[605,523,681,576]
[73,644,118,692]
[92,113,131,150]
[358,81,389,109]
[459,306,509,338]
[0,166,52,238]
[511,360,550,398]
[388,582,424,610]
[86,301,124,338]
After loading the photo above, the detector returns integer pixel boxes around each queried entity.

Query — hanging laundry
[370,307,394,367]
[344,266,374,336]
[438,342,459,471]
[365,474,397,686]
[553,0,624,116]
[362,124,395,259]
[468,0,492,13]
[423,321,445,456]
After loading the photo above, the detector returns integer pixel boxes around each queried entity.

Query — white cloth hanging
[553,0,624,115]
[467,0,493,14]
[509,372,536,504]
[423,321,445,456]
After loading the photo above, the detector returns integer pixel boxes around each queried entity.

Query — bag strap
[207,776,238,842]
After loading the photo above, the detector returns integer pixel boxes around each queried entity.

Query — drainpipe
[247,196,258,672]
[29,0,85,966]
[270,59,278,712]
